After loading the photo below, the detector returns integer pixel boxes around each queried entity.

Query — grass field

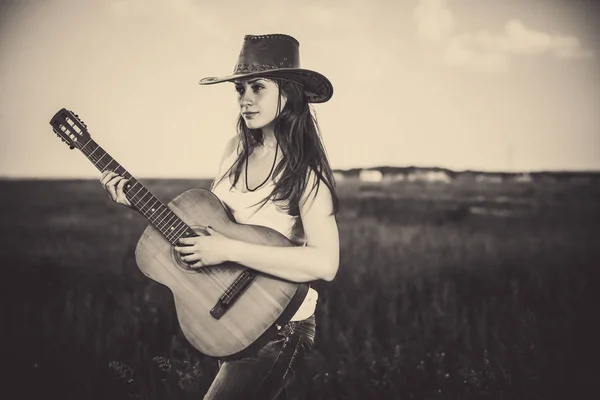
[1,178,598,399]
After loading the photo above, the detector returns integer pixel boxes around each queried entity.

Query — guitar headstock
[49,108,90,150]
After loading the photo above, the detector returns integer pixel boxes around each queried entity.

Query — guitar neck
[79,138,196,244]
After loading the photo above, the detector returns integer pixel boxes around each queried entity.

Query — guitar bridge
[210,269,257,319]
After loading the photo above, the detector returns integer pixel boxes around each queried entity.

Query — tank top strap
[221,142,241,176]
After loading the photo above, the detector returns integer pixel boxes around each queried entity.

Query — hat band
[234,61,296,74]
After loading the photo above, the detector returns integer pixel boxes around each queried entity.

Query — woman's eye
[252,85,263,92]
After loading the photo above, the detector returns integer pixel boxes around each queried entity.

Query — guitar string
[76,136,232,293]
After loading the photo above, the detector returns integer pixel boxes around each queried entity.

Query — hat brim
[199,68,333,103]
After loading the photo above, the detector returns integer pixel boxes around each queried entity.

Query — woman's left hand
[174,226,233,268]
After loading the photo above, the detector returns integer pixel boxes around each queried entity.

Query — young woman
[100,33,339,399]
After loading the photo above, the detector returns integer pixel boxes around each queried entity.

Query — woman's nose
[240,90,253,106]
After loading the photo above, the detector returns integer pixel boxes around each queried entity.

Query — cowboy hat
[198,34,333,103]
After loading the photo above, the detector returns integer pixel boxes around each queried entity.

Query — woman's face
[234,78,287,130]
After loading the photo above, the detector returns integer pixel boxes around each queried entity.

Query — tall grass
[1,179,598,399]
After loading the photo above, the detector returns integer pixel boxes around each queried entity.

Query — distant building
[475,173,504,183]
[359,169,383,182]
[513,173,532,183]
[405,169,451,183]
[454,171,477,182]
[333,168,361,180]
[333,167,600,185]
[424,170,451,183]
[333,171,345,182]
[381,171,408,182]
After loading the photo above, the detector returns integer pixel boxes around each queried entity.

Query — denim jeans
[203,314,316,399]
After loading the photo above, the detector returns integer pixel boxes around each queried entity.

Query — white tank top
[210,146,318,321]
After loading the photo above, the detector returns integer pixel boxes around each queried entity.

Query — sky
[1,0,599,178]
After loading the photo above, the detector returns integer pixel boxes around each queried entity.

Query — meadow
[1,177,598,399]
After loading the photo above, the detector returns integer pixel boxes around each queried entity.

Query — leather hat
[199,34,333,103]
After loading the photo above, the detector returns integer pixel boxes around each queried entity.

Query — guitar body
[134,188,309,359]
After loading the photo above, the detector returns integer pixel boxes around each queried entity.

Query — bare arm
[202,172,340,283]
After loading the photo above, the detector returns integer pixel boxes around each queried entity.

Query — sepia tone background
[1,0,599,178]
[1,1,599,399]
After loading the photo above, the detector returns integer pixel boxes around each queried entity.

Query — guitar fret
[156,209,172,229]
[145,199,161,216]
[131,184,145,199]
[150,205,168,224]
[155,209,173,230]
[172,229,187,243]
[88,145,100,158]
[167,217,183,238]
[163,214,178,233]
[169,221,187,242]
[172,222,188,239]
[93,152,107,166]
[163,221,179,241]
[124,181,140,198]
[165,227,177,242]
[81,138,93,151]
[164,220,177,240]
[139,193,154,210]
[131,197,145,211]
[148,208,164,225]
[134,191,150,208]
[103,159,115,171]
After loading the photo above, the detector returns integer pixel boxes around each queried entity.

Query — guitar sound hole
[171,247,196,272]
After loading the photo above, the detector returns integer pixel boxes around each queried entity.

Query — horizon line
[2,165,600,180]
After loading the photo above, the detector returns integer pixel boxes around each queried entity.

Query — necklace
[262,140,277,149]
[245,142,279,192]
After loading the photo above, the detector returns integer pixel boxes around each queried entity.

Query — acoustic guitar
[49,108,309,360]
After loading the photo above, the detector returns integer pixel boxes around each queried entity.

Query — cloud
[412,0,594,73]
[412,0,456,41]
[501,19,593,59]
[445,34,509,73]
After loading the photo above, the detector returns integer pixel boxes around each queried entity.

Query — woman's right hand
[100,170,133,208]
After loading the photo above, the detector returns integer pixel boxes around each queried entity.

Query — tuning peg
[69,145,75,150]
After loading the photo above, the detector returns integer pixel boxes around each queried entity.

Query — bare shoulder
[223,136,240,157]
[217,136,239,167]
[211,136,240,184]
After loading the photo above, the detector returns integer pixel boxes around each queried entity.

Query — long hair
[213,78,339,217]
